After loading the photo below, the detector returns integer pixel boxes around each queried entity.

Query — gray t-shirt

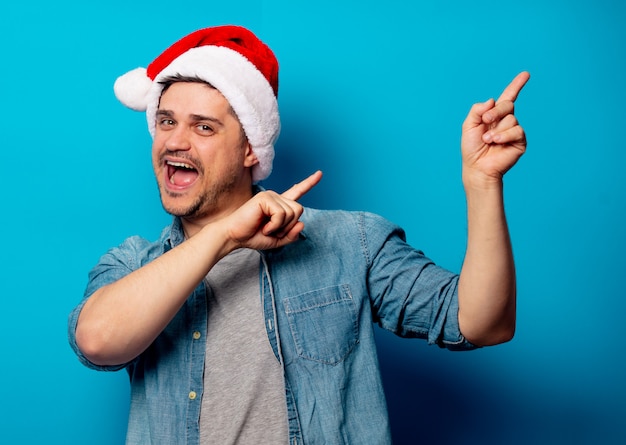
[199,248,288,444]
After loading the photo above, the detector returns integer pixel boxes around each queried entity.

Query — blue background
[1,1,624,443]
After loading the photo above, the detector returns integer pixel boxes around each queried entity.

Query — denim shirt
[68,208,475,445]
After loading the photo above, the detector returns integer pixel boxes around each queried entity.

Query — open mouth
[166,160,199,187]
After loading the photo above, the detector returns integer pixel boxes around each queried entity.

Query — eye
[196,123,215,134]
[158,118,176,129]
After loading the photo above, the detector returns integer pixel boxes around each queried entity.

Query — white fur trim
[145,46,280,182]
[113,67,152,111]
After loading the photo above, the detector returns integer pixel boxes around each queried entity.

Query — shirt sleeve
[361,212,477,351]
[67,236,152,371]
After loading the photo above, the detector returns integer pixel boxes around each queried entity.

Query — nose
[164,125,191,152]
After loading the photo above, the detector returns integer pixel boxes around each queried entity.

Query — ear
[243,142,259,168]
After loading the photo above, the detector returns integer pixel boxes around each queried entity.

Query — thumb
[462,98,495,131]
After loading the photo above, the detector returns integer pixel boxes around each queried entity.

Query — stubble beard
[156,162,243,220]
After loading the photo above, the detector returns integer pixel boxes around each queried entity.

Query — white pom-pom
[113,67,152,111]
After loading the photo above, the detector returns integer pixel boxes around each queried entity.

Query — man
[68,25,529,444]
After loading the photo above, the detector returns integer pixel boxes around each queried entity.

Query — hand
[223,170,323,251]
[461,72,530,186]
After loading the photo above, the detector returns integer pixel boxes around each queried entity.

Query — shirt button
[189,391,197,400]
[192,331,201,340]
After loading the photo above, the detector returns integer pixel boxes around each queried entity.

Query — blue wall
[1,1,624,443]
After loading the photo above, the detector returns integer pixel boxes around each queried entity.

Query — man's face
[152,82,257,221]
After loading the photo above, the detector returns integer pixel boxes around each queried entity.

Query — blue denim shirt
[68,208,475,444]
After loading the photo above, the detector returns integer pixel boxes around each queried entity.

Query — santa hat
[113,25,280,182]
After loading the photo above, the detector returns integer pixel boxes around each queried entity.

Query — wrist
[195,219,239,260]
[462,166,504,193]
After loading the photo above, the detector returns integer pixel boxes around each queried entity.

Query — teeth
[170,174,175,184]
[167,161,193,169]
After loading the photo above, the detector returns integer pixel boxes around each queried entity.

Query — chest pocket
[283,284,359,365]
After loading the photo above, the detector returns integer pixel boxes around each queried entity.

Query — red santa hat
[113,25,280,182]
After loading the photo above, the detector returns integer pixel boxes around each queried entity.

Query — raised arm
[75,171,322,366]
[457,72,530,346]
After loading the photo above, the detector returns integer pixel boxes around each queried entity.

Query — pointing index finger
[281,170,323,201]
[497,71,531,104]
